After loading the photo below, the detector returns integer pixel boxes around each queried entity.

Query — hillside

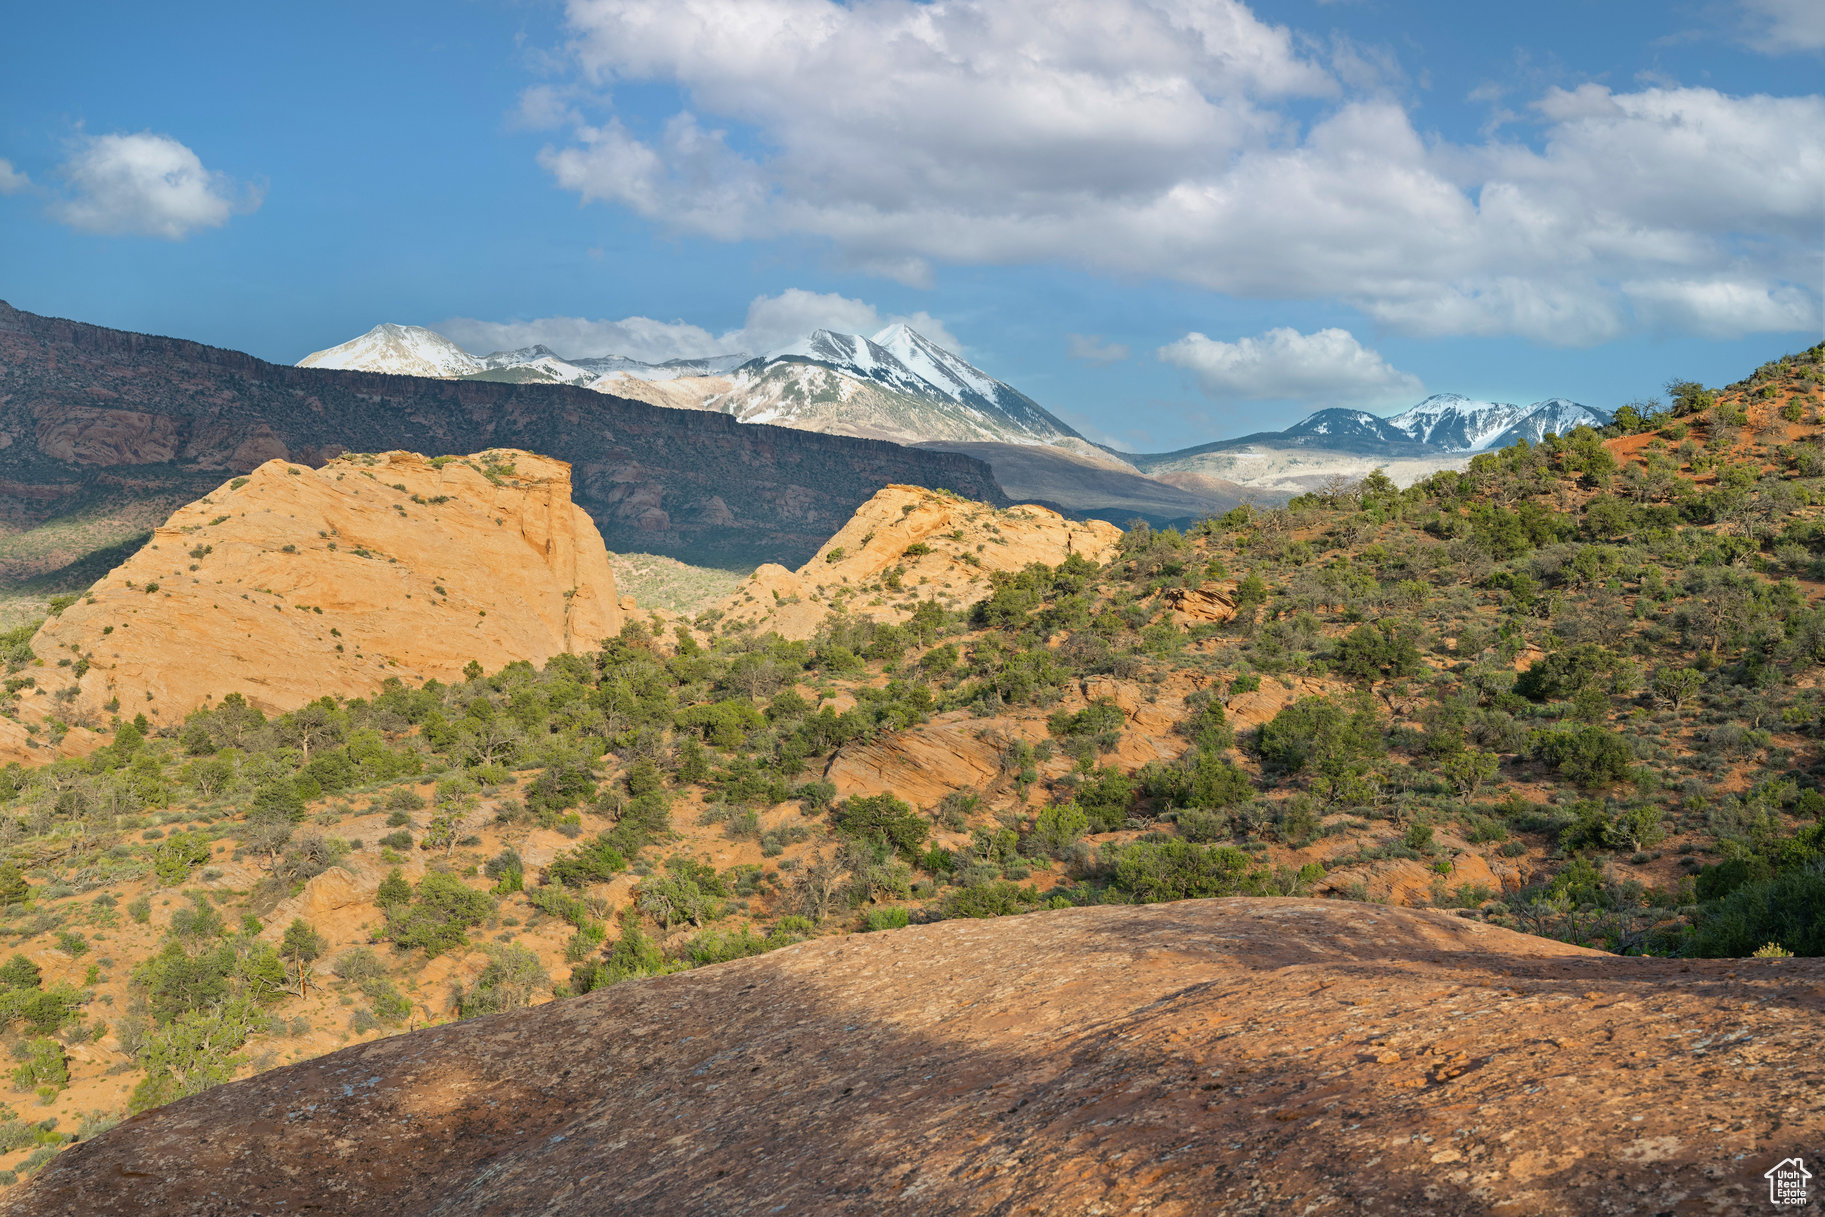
[0,302,1006,581]
[10,898,1816,1216]
[0,344,1815,1196]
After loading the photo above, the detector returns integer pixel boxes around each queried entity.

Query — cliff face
[26,449,621,722]
[0,303,1007,571]
[8,900,1817,1216]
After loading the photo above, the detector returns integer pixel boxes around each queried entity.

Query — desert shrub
[459,944,548,1017]
[10,1039,66,1092]
[1530,725,1637,790]
[1686,866,1825,957]
[1141,749,1252,811]
[385,787,425,811]
[1107,840,1261,903]
[128,997,261,1113]
[604,791,672,857]
[636,858,728,929]
[544,835,628,888]
[133,941,239,1025]
[570,910,673,992]
[152,831,212,885]
[674,927,774,965]
[833,793,928,855]
[1174,808,1232,843]
[331,948,386,986]
[383,872,494,957]
[863,907,911,932]
[526,757,598,813]
[1028,801,1089,857]
[940,880,1046,919]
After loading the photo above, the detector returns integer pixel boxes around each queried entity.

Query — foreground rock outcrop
[715,485,1121,638]
[10,899,1817,1216]
[28,449,621,722]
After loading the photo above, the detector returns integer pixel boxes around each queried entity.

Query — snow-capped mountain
[297,321,1079,447]
[1127,393,1612,501]
[717,326,1080,444]
[1382,394,1610,453]
[1481,398,1613,450]
[1277,408,1417,448]
[297,324,484,378]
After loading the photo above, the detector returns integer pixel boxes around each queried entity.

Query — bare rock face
[1163,582,1238,626]
[8,899,1816,1216]
[29,449,621,723]
[716,485,1121,639]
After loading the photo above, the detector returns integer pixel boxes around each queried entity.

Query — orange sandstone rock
[30,449,621,724]
[716,485,1121,639]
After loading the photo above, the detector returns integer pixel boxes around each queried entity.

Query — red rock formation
[8,899,1817,1216]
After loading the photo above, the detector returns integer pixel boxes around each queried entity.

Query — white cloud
[441,288,960,361]
[1738,0,1825,53]
[1066,334,1131,365]
[1158,327,1423,405]
[441,313,724,362]
[52,133,259,239]
[0,159,28,195]
[1624,277,1821,338]
[530,0,1823,343]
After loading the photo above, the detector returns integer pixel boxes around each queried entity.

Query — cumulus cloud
[1158,327,1423,405]
[1066,334,1131,365]
[1738,0,1825,53]
[0,159,28,195]
[52,133,259,239]
[529,0,1823,343]
[1624,278,1821,338]
[441,288,960,362]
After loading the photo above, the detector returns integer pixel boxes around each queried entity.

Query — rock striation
[715,485,1121,639]
[8,899,1818,1216]
[28,449,621,723]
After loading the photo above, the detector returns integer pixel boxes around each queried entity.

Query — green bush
[1531,725,1637,790]
[833,793,928,855]
[1108,840,1261,903]
[10,1039,66,1092]
[545,835,628,888]
[129,996,261,1113]
[459,944,548,1017]
[1029,801,1089,856]
[940,880,1046,919]
[1687,867,1825,957]
[863,907,911,932]
[383,872,495,957]
[152,831,212,885]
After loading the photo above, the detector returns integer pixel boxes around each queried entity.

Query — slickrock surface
[717,485,1121,639]
[9,899,1819,1216]
[28,449,621,724]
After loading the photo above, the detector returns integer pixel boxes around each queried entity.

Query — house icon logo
[1766,1157,1811,1206]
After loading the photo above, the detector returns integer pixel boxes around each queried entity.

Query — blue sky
[1,0,1819,451]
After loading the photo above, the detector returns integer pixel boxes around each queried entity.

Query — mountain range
[300,321,1612,519]
[0,301,1006,576]
[301,322,1084,449]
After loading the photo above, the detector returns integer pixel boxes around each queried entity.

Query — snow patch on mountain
[1381,394,1610,453]
[298,324,484,378]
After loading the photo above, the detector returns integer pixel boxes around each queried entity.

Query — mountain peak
[298,324,483,378]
